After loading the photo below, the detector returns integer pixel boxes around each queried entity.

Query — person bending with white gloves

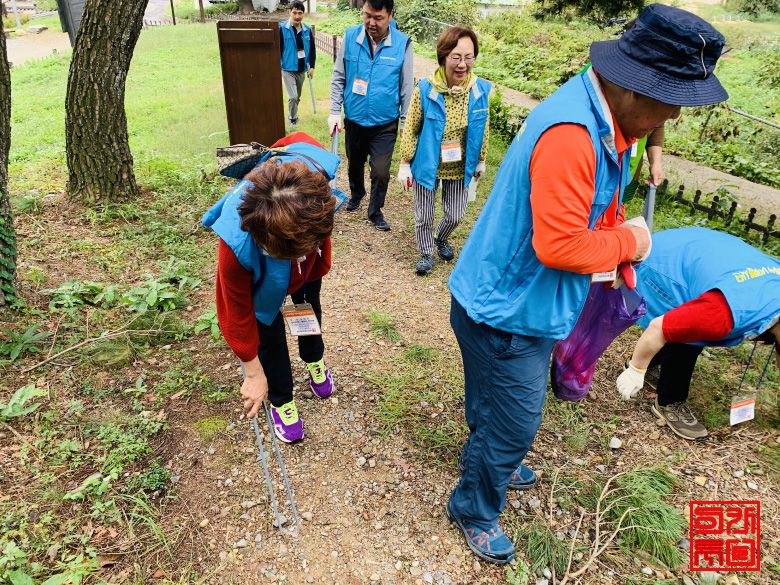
[617,227,780,440]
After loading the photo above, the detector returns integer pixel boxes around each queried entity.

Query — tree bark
[237,0,254,14]
[65,0,150,202]
[0,16,17,305]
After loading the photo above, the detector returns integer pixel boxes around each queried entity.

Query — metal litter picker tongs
[242,364,301,535]
[250,405,301,535]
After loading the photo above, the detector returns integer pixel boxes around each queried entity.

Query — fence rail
[638,181,778,243]
[314,30,342,62]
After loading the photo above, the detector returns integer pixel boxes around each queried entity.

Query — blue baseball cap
[590,3,728,106]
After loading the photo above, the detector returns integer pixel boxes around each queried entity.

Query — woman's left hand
[474,161,486,180]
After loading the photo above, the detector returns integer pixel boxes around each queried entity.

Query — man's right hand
[621,216,651,262]
[328,114,342,136]
[241,361,268,418]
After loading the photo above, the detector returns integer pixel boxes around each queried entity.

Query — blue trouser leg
[449,297,555,530]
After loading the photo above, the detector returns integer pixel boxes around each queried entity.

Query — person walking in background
[203,133,342,443]
[328,0,413,231]
[398,27,490,276]
[280,1,316,128]
[617,227,780,441]
[445,4,728,564]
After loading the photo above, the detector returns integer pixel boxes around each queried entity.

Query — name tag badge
[591,269,617,283]
[297,49,306,59]
[730,395,756,426]
[352,79,368,96]
[281,303,321,337]
[441,142,462,163]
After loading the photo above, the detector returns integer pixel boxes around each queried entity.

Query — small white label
[352,79,368,95]
[730,396,756,426]
[441,142,462,163]
[591,269,617,283]
[282,304,321,337]
[467,178,477,203]
[297,49,306,59]
[630,142,639,157]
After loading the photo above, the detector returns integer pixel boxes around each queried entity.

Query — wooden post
[170,0,176,25]
[198,0,205,22]
[332,34,337,62]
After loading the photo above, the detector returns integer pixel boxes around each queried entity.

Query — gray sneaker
[415,254,434,275]
[651,397,708,441]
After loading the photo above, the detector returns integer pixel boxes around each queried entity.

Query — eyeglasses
[448,54,475,65]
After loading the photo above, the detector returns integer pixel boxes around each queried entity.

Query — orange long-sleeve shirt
[529,122,638,274]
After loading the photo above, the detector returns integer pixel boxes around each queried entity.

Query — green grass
[193,416,228,441]
[365,309,403,341]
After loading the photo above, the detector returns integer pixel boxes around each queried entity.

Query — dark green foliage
[732,0,780,18]
[536,0,644,24]
[395,0,477,42]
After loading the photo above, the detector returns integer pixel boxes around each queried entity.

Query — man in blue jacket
[617,228,780,440]
[445,4,727,564]
[328,0,413,231]
[280,1,316,128]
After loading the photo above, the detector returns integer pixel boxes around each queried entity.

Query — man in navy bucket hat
[590,3,728,107]
[445,4,728,564]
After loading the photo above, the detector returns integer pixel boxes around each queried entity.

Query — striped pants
[413,179,468,255]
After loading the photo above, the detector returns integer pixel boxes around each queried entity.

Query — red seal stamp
[690,500,760,571]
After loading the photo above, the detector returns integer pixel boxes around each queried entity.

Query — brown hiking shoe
[651,398,708,441]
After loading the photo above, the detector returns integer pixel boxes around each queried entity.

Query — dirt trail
[165,176,779,585]
[412,54,779,220]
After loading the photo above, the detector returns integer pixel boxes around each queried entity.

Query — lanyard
[735,340,774,396]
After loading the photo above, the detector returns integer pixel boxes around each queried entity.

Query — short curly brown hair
[238,159,336,260]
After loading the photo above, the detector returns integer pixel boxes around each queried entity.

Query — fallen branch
[22,328,174,373]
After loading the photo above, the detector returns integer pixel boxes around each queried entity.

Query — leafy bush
[316,8,361,36]
[730,0,780,18]
[536,0,644,24]
[0,325,50,364]
[475,13,614,99]
[395,0,478,43]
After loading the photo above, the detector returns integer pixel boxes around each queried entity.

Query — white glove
[616,361,647,400]
[328,114,342,135]
[474,161,486,179]
[623,216,652,261]
[397,163,413,190]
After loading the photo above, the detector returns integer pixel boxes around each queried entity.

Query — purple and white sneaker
[307,360,335,398]
[269,400,304,443]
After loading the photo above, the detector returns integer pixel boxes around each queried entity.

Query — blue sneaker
[508,462,538,491]
[446,498,515,564]
[457,453,538,491]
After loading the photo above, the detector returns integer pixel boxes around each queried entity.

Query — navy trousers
[449,297,556,530]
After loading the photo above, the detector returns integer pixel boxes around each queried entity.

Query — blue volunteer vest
[342,23,409,127]
[280,19,312,72]
[202,142,341,326]
[448,69,632,338]
[410,77,492,190]
[636,227,780,346]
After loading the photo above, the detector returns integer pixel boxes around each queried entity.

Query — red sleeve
[271,132,325,149]
[662,290,735,343]
[216,239,259,362]
[529,124,637,274]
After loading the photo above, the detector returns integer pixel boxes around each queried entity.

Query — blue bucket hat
[590,3,728,106]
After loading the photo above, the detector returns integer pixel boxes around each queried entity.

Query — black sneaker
[345,198,361,212]
[415,254,434,275]
[435,238,455,261]
[372,217,391,231]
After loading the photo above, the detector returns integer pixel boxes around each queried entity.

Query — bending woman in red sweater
[205,132,341,443]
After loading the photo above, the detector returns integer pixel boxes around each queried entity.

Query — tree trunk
[237,0,254,14]
[65,0,150,202]
[0,16,17,305]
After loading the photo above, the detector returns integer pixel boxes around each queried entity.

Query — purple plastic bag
[551,283,647,401]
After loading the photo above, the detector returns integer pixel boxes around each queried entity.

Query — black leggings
[258,279,324,407]
[650,342,704,406]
